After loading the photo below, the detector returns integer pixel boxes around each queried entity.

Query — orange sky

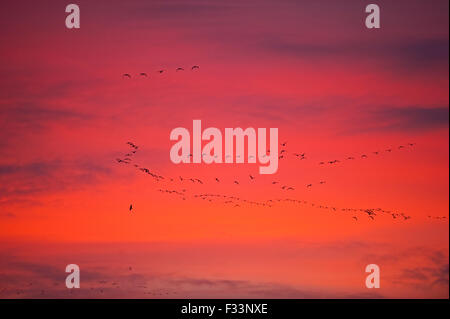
[0,0,448,298]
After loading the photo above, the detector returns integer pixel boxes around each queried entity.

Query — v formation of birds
[116,139,446,222]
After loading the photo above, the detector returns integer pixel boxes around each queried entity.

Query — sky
[0,0,448,298]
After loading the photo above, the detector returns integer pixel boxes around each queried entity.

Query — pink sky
[0,0,448,298]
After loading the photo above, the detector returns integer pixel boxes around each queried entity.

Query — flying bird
[176,67,184,72]
[122,73,131,78]
[140,72,148,77]
[129,204,133,212]
[191,65,200,70]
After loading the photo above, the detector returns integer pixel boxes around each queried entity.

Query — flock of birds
[115,141,447,222]
[1,269,178,298]
[122,65,199,79]
[116,143,323,190]
[273,142,418,167]
[315,143,417,166]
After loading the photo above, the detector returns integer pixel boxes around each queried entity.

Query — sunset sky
[0,0,448,298]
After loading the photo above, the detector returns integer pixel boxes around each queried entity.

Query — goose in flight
[158,70,165,74]
[191,65,200,70]
[122,73,131,78]
[129,204,133,212]
[176,67,184,72]
[140,72,148,77]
